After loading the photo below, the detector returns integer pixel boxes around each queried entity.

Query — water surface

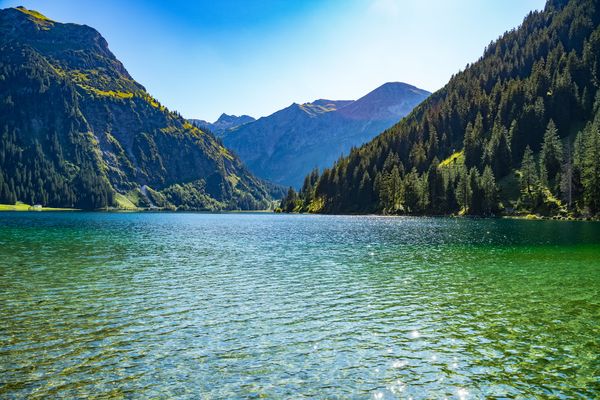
[1,213,599,398]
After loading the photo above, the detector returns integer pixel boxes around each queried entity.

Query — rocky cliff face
[0,7,276,210]
[190,114,256,137]
[221,83,430,187]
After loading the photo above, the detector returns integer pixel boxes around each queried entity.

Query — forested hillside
[0,7,277,210]
[284,0,600,217]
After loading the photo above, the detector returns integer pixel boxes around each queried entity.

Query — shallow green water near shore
[1,213,599,398]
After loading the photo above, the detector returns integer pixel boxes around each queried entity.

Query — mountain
[189,113,255,137]
[337,82,429,121]
[220,83,430,187]
[289,0,600,217]
[0,7,277,210]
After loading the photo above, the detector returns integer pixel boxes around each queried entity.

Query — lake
[0,212,599,398]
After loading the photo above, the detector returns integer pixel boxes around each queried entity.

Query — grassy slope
[0,202,78,211]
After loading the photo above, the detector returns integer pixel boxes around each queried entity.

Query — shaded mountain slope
[0,7,275,210]
[221,83,429,187]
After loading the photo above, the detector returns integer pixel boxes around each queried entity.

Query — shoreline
[278,211,600,222]
[1,204,598,221]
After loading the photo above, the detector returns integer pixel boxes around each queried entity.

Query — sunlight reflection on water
[0,213,599,398]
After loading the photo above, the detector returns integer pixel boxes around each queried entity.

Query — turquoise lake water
[0,212,599,398]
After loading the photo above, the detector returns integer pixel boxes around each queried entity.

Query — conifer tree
[520,146,539,210]
[427,158,446,214]
[583,124,600,214]
[281,187,298,213]
[539,120,563,189]
[480,166,498,215]
[456,166,471,213]
[468,168,483,215]
[560,141,574,208]
[398,168,415,213]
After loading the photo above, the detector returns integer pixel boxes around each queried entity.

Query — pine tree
[560,140,574,208]
[468,168,483,215]
[455,166,471,213]
[375,165,402,213]
[463,114,484,169]
[583,124,600,214]
[427,158,446,214]
[358,171,373,211]
[387,166,402,213]
[417,173,430,213]
[281,187,298,213]
[480,165,498,215]
[403,168,421,214]
[520,146,539,210]
[300,168,319,207]
[539,120,563,189]
[484,122,512,178]
[521,146,537,195]
[572,130,586,207]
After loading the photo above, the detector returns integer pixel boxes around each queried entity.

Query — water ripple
[1,213,599,398]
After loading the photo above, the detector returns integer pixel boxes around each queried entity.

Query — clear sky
[1,0,546,121]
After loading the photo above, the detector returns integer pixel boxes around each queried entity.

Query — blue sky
[1,0,545,121]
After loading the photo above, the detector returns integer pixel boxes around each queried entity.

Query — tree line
[281,0,600,218]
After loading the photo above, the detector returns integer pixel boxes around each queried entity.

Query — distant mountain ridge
[337,82,429,120]
[0,6,276,210]
[190,113,255,137]
[217,82,430,187]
